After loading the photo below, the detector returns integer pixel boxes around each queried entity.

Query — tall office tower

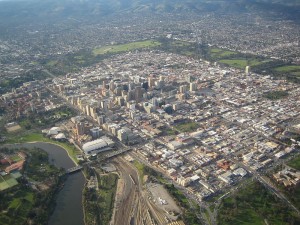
[114,87,122,96]
[245,66,250,75]
[128,82,135,91]
[109,80,115,91]
[135,86,142,102]
[102,80,107,89]
[190,82,197,92]
[85,105,91,116]
[148,76,155,88]
[186,74,192,83]
[76,122,85,136]
[151,97,158,107]
[179,85,188,93]
[117,97,125,106]
[97,115,105,125]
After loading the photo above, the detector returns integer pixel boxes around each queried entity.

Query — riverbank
[0,147,67,225]
[3,132,81,164]
[3,142,86,225]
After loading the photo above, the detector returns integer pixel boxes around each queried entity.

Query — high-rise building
[85,105,91,116]
[109,80,115,91]
[245,66,250,75]
[114,87,122,96]
[128,83,135,91]
[76,122,85,136]
[127,90,135,101]
[117,97,125,106]
[90,127,101,139]
[186,74,192,83]
[179,85,188,93]
[148,76,155,88]
[135,86,142,102]
[151,97,158,107]
[190,83,197,92]
[97,115,105,125]
[102,80,107,89]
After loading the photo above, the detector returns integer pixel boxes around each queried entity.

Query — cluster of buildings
[1,7,300,98]
[0,151,26,191]
[273,167,300,187]
[0,80,62,121]
[0,151,26,174]
[43,49,300,199]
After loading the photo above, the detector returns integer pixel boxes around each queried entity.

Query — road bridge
[66,165,83,174]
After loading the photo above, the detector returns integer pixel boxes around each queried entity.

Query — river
[12,142,85,225]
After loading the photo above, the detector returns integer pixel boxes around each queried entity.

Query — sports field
[93,40,161,56]
[0,175,18,191]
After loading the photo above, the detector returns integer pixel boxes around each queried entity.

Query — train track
[113,157,169,225]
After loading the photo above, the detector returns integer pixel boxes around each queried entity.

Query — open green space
[291,71,300,76]
[38,38,300,85]
[0,189,35,225]
[210,48,237,58]
[0,147,65,225]
[83,172,118,225]
[217,181,300,225]
[273,65,300,81]
[274,65,300,73]
[10,154,22,162]
[18,106,76,130]
[0,180,10,191]
[281,183,300,212]
[46,60,59,67]
[218,59,266,69]
[0,174,18,191]
[263,90,289,100]
[93,40,161,56]
[25,148,63,182]
[288,155,300,170]
[175,121,199,133]
[163,127,179,136]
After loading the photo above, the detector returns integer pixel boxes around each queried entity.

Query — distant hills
[0,0,299,25]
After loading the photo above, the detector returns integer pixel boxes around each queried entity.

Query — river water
[12,142,85,225]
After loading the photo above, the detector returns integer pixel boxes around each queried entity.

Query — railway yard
[112,157,181,225]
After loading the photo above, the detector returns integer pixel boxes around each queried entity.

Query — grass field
[274,65,300,73]
[217,181,300,225]
[46,60,58,67]
[218,59,266,69]
[171,40,191,47]
[288,155,300,170]
[93,40,161,56]
[210,48,237,58]
[175,121,199,133]
[263,90,289,100]
[10,154,22,162]
[0,175,18,191]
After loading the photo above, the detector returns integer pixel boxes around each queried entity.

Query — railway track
[113,157,171,225]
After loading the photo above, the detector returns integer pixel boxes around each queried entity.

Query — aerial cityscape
[0,1,300,225]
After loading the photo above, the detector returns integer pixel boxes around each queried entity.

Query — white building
[82,136,114,155]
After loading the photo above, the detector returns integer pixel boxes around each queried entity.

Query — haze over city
[0,1,300,225]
